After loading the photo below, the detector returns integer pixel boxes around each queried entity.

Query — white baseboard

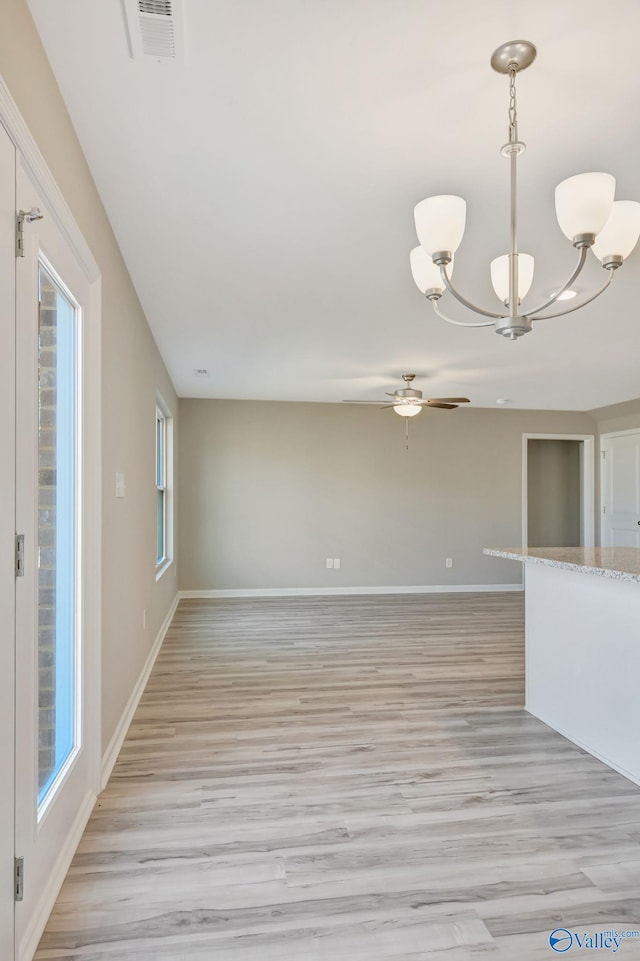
[525,706,640,788]
[100,592,179,790]
[19,788,95,961]
[179,584,523,599]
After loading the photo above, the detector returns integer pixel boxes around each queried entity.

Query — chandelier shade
[555,172,616,242]
[409,41,638,339]
[414,195,466,256]
[393,403,422,417]
[410,246,453,293]
[592,201,640,262]
[490,253,534,304]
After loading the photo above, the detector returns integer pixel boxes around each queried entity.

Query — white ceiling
[27,0,640,409]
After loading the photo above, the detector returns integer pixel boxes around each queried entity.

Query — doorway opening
[522,434,595,548]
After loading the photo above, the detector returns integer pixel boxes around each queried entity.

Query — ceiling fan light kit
[410,40,640,340]
[393,403,422,417]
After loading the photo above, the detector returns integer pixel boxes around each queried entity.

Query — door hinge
[603,505,606,514]
[14,857,24,902]
[16,207,43,258]
[601,450,606,459]
[15,533,24,577]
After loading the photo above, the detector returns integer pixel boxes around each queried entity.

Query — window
[37,261,79,807]
[155,395,173,574]
[156,406,166,566]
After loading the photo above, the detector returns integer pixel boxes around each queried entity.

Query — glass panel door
[15,165,98,961]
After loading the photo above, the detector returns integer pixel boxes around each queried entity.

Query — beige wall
[0,0,178,754]
[179,400,595,590]
[589,397,640,435]
[527,440,581,548]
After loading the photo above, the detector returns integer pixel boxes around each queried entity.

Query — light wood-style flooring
[36,594,640,960]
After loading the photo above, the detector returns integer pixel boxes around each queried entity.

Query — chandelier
[410,40,640,339]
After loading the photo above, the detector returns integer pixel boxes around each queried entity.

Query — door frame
[600,428,640,546]
[0,77,102,961]
[0,110,16,961]
[522,433,595,548]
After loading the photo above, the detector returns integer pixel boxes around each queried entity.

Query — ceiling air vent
[123,0,185,63]
[138,0,172,14]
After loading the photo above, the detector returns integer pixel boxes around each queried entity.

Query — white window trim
[155,391,174,580]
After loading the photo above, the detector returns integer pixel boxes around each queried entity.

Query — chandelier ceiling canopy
[410,40,640,340]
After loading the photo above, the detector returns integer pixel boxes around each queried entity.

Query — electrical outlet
[333,558,341,569]
[115,471,126,498]
[326,558,334,569]
[446,557,453,569]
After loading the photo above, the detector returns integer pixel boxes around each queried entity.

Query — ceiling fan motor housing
[395,387,422,400]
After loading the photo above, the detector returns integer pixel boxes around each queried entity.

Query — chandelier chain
[508,66,518,142]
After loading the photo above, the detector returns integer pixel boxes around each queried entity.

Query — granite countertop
[483,546,640,583]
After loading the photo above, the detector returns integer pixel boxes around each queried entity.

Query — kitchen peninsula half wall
[485,547,640,786]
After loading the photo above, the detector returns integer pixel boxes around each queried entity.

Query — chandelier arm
[431,297,495,328]
[530,268,615,321]
[521,247,588,317]
[439,265,507,319]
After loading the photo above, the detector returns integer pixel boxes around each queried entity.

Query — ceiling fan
[343,374,470,416]
[343,374,470,447]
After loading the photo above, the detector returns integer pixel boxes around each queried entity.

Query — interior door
[0,120,17,961]
[601,431,640,547]
[14,162,96,960]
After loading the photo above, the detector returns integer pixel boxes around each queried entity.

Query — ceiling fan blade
[384,392,399,398]
[426,397,470,403]
[425,402,458,409]
[342,399,387,404]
